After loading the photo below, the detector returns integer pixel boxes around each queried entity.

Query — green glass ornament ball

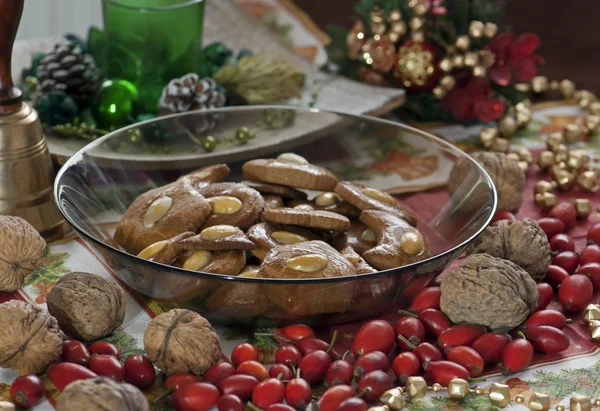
[93,79,138,129]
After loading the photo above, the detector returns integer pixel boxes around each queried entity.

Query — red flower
[441,76,505,122]
[486,32,544,86]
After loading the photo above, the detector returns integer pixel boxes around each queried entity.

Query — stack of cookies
[114,153,430,317]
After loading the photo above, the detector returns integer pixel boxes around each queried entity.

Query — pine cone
[37,42,99,108]
[159,74,226,114]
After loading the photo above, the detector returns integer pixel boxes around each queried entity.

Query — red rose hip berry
[285,377,312,409]
[392,352,420,380]
[537,217,565,238]
[204,362,235,384]
[231,343,259,366]
[218,394,244,411]
[524,310,568,329]
[550,234,575,252]
[318,385,356,411]
[491,210,516,223]
[581,244,600,265]
[536,283,554,310]
[165,373,203,392]
[588,222,600,245]
[395,316,425,350]
[445,346,484,378]
[352,351,389,379]
[269,364,294,380]
[417,309,451,337]
[351,320,395,355]
[10,375,44,408]
[336,397,368,411]
[500,339,534,375]
[88,341,120,360]
[357,370,391,402]
[275,344,302,366]
[545,265,570,288]
[298,350,332,384]
[437,324,486,350]
[553,251,580,274]
[327,360,354,386]
[124,354,156,389]
[252,378,285,410]
[423,361,469,386]
[171,382,220,411]
[558,274,593,312]
[236,360,269,381]
[89,354,125,381]
[471,332,511,365]
[577,263,600,290]
[409,287,441,312]
[549,202,577,228]
[523,326,570,353]
[61,339,91,366]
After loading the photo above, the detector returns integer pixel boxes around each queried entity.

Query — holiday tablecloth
[1,101,600,411]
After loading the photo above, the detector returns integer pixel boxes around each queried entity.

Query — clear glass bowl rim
[103,0,203,12]
[54,105,498,284]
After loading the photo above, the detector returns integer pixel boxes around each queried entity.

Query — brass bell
[0,0,67,241]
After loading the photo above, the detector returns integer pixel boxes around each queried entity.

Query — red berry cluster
[9,341,155,408]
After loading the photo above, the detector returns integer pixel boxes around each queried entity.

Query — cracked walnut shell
[448,152,525,213]
[144,309,221,376]
[0,216,46,292]
[0,301,62,375]
[46,272,126,341]
[467,218,551,281]
[440,253,538,332]
[56,377,149,411]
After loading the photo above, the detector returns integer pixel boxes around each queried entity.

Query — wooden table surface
[295,0,600,93]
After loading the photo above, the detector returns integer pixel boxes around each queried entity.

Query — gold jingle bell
[554,144,569,163]
[546,132,565,151]
[529,392,551,411]
[562,123,583,144]
[537,151,555,170]
[532,76,549,93]
[577,170,598,191]
[498,116,518,137]
[588,101,600,116]
[584,115,600,135]
[479,127,498,148]
[439,58,453,72]
[582,304,600,325]
[491,138,510,153]
[554,169,576,191]
[515,146,533,163]
[447,378,470,400]
[534,180,555,195]
[488,383,511,407]
[455,35,470,51]
[483,22,498,38]
[575,199,592,219]
[468,21,484,38]
[535,192,558,210]
[380,388,404,410]
[559,79,576,99]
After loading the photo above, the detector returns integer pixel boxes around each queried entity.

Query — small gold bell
[546,132,565,151]
[554,144,569,163]
[468,21,484,38]
[537,151,555,170]
[515,83,531,93]
[451,54,465,69]
[491,138,510,153]
[413,2,429,16]
[563,123,583,143]
[589,320,600,342]
[576,90,597,109]
[588,101,600,116]
[535,192,558,210]
[584,115,600,135]
[479,127,498,148]
[554,169,576,191]
[570,394,592,411]
[463,52,479,67]
[559,79,576,99]
[432,86,447,100]
[534,180,555,195]
[515,146,533,163]
[456,35,470,51]
[439,75,456,91]
[380,388,404,410]
[405,376,428,398]
[575,198,592,219]
[488,383,511,407]
[582,304,600,325]
[577,170,598,191]
[447,378,470,400]
[472,65,487,78]
[532,76,549,93]
[483,22,498,38]
[529,392,551,411]
[498,116,518,137]
[439,58,453,72]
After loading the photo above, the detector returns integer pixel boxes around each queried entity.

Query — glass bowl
[54,106,497,326]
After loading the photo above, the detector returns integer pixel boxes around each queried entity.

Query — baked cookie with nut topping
[175,250,246,276]
[198,183,264,230]
[263,207,350,232]
[247,222,321,260]
[286,192,361,219]
[258,240,356,316]
[263,195,284,210]
[204,266,269,317]
[340,246,377,274]
[181,225,255,251]
[136,232,195,265]
[177,164,230,187]
[242,153,338,191]
[114,181,212,255]
[360,210,430,270]
[332,220,377,255]
[243,180,307,200]
[334,182,417,227]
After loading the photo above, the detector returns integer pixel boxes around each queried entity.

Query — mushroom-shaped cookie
[263,207,350,232]
[466,218,551,281]
[440,253,538,332]
[56,377,149,411]
[247,222,321,260]
[144,309,221,375]
[136,232,195,265]
[204,266,270,317]
[46,272,126,341]
[115,181,212,255]
[360,210,430,270]
[448,152,525,213]
[177,164,230,186]
[198,183,264,231]
[334,182,417,227]
[243,153,339,191]
[0,301,62,375]
[0,216,46,292]
[258,241,356,316]
[286,192,361,219]
[332,220,377,255]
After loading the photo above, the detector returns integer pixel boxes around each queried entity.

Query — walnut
[0,216,46,291]
[448,152,525,213]
[144,309,221,376]
[56,377,149,411]
[0,301,62,375]
[467,218,551,281]
[440,253,538,332]
[46,272,126,341]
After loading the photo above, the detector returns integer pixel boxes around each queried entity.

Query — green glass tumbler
[101,0,205,113]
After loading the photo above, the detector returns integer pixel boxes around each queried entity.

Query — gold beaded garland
[406,377,428,399]
[488,383,511,407]
[483,22,498,38]
[468,21,484,38]
[537,151,555,170]
[559,79,576,99]
[515,395,525,404]
[432,383,443,392]
[529,392,551,411]
[583,304,600,325]
[562,123,583,143]
[498,116,518,136]
[447,379,470,399]
[479,127,498,148]
[589,320,600,342]
[570,394,592,411]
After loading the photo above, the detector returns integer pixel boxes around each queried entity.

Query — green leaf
[325,25,362,79]
[100,330,145,358]
[445,0,470,35]
[25,248,70,286]
[493,84,527,105]
[471,0,505,24]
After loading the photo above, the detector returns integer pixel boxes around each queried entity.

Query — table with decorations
[3,1,600,411]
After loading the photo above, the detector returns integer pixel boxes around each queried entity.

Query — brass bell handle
[0,0,24,114]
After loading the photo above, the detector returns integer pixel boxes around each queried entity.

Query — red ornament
[366,35,397,73]
[486,32,544,85]
[441,76,505,122]
[393,40,439,91]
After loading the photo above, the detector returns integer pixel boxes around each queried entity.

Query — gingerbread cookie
[258,241,356,315]
[175,250,246,276]
[263,208,350,232]
[263,195,284,209]
[242,153,338,191]
[198,183,264,230]
[204,266,269,317]
[243,181,307,200]
[137,232,195,265]
[334,182,417,227]
[178,164,230,186]
[181,225,255,251]
[332,220,377,255]
[115,181,212,255]
[247,222,321,260]
[340,246,377,274]
[360,210,430,270]
[287,193,361,219]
